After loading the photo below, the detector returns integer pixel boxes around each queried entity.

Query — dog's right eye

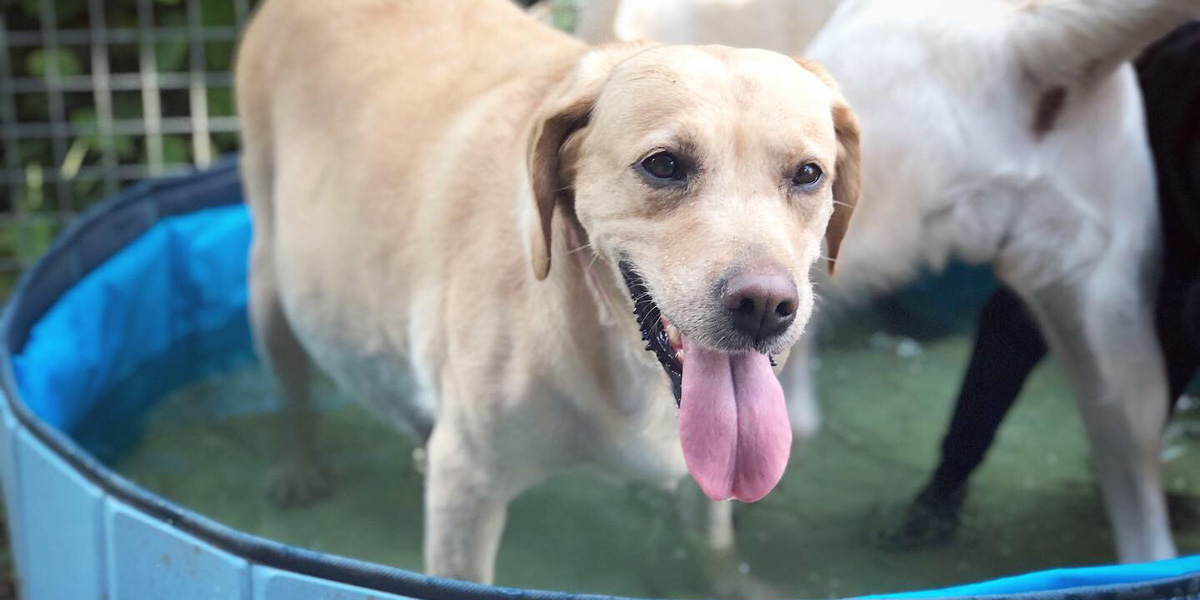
[640,152,687,182]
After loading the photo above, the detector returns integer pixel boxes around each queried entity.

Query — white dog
[575,0,1200,563]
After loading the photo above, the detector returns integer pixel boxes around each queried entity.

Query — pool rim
[0,157,1196,600]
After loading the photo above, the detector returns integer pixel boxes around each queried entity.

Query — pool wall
[0,158,1198,600]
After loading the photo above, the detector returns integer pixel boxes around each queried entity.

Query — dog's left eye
[791,163,823,188]
[640,151,687,182]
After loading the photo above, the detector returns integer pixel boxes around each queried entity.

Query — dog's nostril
[775,300,797,317]
[735,298,756,315]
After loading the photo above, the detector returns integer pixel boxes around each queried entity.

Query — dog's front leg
[423,422,513,584]
[677,491,781,599]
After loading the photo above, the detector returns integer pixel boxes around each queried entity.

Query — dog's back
[236,0,580,224]
[573,0,840,53]
[235,0,585,435]
[806,0,1174,291]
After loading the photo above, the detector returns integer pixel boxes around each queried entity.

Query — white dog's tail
[1012,0,1200,87]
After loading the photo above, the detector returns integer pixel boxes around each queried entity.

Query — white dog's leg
[672,484,782,598]
[423,422,513,584]
[675,486,737,554]
[708,499,736,554]
[778,335,822,444]
[704,499,783,599]
[1016,269,1176,562]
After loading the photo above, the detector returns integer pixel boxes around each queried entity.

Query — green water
[112,323,1200,599]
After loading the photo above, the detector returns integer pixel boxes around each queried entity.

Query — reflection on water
[91,316,1200,599]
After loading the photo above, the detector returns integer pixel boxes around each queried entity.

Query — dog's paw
[268,462,333,508]
[873,484,964,552]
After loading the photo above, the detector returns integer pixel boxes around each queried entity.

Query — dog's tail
[1011,0,1200,87]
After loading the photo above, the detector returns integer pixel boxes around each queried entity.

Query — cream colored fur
[236,0,859,584]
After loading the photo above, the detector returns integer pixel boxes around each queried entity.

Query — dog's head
[526,44,860,503]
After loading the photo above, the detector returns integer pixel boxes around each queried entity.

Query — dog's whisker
[832,200,854,209]
[566,243,594,256]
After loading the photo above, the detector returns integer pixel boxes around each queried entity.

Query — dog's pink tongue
[679,336,791,503]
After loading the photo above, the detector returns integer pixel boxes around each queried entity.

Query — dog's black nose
[721,268,798,344]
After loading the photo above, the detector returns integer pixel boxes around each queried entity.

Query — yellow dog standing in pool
[235,0,859,584]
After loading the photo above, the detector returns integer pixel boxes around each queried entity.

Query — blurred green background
[0,0,574,299]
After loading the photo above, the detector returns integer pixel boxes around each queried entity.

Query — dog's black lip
[618,260,683,404]
[617,260,780,405]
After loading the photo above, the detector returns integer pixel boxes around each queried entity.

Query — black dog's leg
[1160,279,1200,403]
[881,284,1048,549]
[1159,277,1200,529]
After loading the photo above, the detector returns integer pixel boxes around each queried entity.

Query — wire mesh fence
[0,0,570,298]
[0,0,257,295]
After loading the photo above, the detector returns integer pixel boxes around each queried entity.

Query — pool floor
[110,321,1200,599]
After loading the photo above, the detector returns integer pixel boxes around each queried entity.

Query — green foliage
[70,108,136,157]
[2,217,59,268]
[3,0,255,297]
[17,0,87,23]
[202,1,238,27]
[162,135,190,164]
[25,47,83,78]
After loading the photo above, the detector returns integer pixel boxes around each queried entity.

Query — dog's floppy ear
[526,42,655,280]
[825,101,861,274]
[797,59,862,276]
[527,90,594,281]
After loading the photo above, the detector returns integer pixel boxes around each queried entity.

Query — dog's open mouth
[617,259,793,504]
[619,261,684,403]
[618,260,778,405]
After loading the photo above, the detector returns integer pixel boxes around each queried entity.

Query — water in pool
[89,310,1200,599]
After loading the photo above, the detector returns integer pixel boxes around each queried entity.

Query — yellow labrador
[236,0,859,583]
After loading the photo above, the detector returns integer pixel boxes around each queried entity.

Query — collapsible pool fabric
[1,158,1198,599]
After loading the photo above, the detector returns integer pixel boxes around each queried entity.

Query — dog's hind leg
[1017,266,1176,562]
[253,261,331,507]
[243,150,331,508]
